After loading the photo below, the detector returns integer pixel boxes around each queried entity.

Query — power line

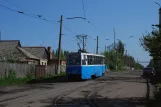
[2,0,48,20]
[3,0,20,9]
[80,0,98,30]
[86,20,98,29]
[0,4,58,23]
[63,25,78,35]
[81,0,86,19]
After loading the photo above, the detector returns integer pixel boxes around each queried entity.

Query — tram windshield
[68,53,81,65]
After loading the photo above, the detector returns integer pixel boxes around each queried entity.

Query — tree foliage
[147,59,154,68]
[52,49,69,60]
[116,40,125,57]
[135,62,144,70]
[0,50,20,63]
[103,40,143,70]
[140,29,161,68]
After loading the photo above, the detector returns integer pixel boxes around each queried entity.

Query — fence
[0,62,66,78]
[0,62,35,78]
[36,65,66,78]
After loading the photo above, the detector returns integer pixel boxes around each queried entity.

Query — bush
[27,66,35,80]
[7,69,16,80]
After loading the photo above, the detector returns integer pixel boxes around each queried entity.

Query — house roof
[0,40,49,61]
[0,40,25,59]
[0,40,20,54]
[17,47,39,60]
[21,47,48,60]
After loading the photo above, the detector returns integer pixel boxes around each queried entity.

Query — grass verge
[0,77,31,86]
[0,72,66,86]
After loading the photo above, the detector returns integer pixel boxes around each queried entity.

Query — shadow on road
[96,76,146,83]
[0,84,54,96]
[41,97,146,107]
[27,76,86,84]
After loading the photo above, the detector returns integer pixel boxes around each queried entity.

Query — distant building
[50,57,66,66]
[0,40,52,65]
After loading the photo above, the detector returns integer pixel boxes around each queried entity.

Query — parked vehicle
[142,67,155,77]
[66,52,106,80]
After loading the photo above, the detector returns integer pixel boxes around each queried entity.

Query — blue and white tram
[66,52,106,80]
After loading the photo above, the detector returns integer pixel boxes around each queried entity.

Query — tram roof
[69,52,105,57]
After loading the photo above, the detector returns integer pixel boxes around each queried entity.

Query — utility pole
[57,15,63,75]
[105,45,106,52]
[113,28,117,70]
[159,8,161,32]
[0,31,1,40]
[96,36,98,54]
[113,28,116,49]
[125,50,127,66]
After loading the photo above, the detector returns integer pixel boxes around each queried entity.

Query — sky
[0,0,160,66]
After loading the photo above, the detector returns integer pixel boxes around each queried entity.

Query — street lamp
[105,39,109,51]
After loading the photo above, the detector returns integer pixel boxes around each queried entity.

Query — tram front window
[68,54,81,65]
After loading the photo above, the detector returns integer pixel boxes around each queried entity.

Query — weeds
[0,69,32,86]
[0,70,66,86]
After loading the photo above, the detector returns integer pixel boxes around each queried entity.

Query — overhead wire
[2,0,46,20]
[0,3,79,37]
[1,1,96,46]
[81,0,86,19]
[80,0,100,39]
[3,0,20,9]
[1,1,81,50]
[0,4,58,23]
[63,25,78,35]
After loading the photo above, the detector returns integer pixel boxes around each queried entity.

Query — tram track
[54,80,117,107]
[54,81,99,107]
[86,81,117,107]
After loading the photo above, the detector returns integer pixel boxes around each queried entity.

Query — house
[50,57,66,66]
[0,40,52,65]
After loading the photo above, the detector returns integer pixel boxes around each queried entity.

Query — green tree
[116,40,125,57]
[103,39,140,71]
[0,50,20,63]
[135,62,144,70]
[52,50,55,58]
[147,59,154,68]
[140,29,161,68]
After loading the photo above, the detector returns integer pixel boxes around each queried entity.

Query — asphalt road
[0,71,154,107]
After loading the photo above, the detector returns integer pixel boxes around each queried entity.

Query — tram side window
[98,56,100,64]
[93,56,95,65]
[98,56,102,64]
[103,57,105,64]
[101,57,103,64]
[87,55,93,65]
[95,56,98,65]
[82,55,86,65]
[94,56,96,64]
[96,56,98,65]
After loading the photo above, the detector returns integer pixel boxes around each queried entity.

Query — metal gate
[35,65,46,78]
